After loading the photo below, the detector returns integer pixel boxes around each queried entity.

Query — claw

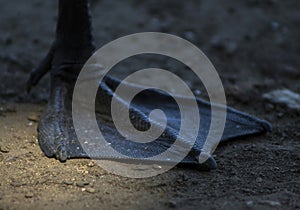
[27,48,54,93]
[56,143,68,162]
[200,156,217,171]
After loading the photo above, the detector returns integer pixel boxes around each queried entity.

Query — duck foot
[28,0,271,169]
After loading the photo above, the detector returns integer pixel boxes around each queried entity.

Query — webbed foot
[27,0,271,169]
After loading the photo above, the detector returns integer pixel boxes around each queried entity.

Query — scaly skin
[27,0,95,161]
[27,0,271,170]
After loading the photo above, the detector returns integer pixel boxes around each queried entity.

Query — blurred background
[1,0,299,104]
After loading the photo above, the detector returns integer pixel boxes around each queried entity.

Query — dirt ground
[0,0,299,209]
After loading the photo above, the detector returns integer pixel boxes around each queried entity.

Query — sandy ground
[0,0,299,209]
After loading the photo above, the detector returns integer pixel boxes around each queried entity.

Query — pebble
[62,180,73,185]
[0,146,10,153]
[6,156,18,162]
[76,181,89,187]
[183,31,196,42]
[10,180,25,187]
[263,89,300,111]
[25,193,34,198]
[246,200,255,208]
[85,187,96,193]
[27,113,40,122]
[260,200,281,207]
[87,161,95,167]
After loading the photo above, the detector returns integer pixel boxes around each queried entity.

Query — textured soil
[0,0,299,209]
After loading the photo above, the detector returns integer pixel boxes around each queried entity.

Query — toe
[55,143,68,162]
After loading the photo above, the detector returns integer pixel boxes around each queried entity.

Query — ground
[0,0,299,209]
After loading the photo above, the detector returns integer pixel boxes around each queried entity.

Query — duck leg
[28,0,95,161]
[28,0,271,169]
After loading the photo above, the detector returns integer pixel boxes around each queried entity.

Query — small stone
[25,193,34,198]
[62,180,73,185]
[10,180,25,187]
[6,156,18,162]
[263,89,300,111]
[27,113,40,122]
[183,31,196,42]
[85,187,96,193]
[0,146,10,153]
[76,181,89,187]
[260,200,281,207]
[246,200,255,208]
[87,161,95,167]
